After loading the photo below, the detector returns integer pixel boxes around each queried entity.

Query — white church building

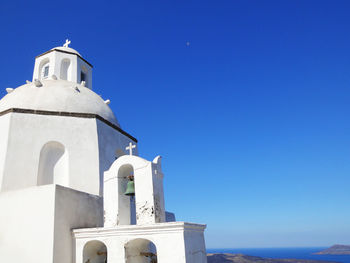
[0,41,207,263]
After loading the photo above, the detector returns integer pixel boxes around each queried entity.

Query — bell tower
[32,40,93,89]
[73,147,208,263]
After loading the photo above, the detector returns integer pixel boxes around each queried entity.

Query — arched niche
[117,164,136,225]
[125,238,157,263]
[60,58,71,80]
[83,240,107,263]
[37,141,69,187]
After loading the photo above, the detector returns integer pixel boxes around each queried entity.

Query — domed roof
[0,79,119,127]
[51,46,81,56]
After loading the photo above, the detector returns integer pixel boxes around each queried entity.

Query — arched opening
[83,240,107,263]
[37,141,69,187]
[39,58,50,80]
[60,58,71,80]
[118,164,136,225]
[81,65,89,87]
[125,239,157,263]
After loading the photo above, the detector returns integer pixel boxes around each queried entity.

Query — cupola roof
[0,79,119,127]
[51,46,81,56]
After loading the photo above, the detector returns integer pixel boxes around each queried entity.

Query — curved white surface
[51,46,81,56]
[0,79,119,126]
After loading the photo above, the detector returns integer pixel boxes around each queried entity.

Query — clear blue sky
[1,0,350,248]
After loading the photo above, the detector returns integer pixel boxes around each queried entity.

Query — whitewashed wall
[0,114,10,189]
[0,113,100,195]
[53,185,103,263]
[33,50,93,90]
[0,184,102,263]
[73,222,207,263]
[96,119,137,196]
[0,113,136,196]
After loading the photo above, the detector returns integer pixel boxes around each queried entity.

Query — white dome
[51,46,81,56]
[0,79,119,126]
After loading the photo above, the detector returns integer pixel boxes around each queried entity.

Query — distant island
[314,245,350,255]
[207,253,339,263]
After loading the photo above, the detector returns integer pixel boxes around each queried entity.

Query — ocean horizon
[207,247,350,263]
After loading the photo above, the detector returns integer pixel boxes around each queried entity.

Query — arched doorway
[37,141,69,187]
[83,240,107,263]
[125,238,157,263]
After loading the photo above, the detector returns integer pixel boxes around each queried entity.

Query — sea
[206,247,350,263]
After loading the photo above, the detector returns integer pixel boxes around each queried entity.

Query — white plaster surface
[52,46,81,56]
[0,185,55,262]
[0,114,10,188]
[0,112,134,196]
[53,185,103,263]
[0,113,100,195]
[96,119,137,195]
[0,79,118,126]
[33,47,92,89]
[73,222,207,263]
[0,185,102,263]
[104,155,165,227]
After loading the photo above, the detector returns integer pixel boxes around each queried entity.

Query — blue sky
[1,0,350,248]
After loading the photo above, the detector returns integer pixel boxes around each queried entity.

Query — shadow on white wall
[37,141,69,187]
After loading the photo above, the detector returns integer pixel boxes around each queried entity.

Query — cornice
[0,108,137,142]
[73,222,206,238]
[36,49,93,67]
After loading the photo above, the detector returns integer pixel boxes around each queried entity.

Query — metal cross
[126,142,136,155]
[63,39,71,48]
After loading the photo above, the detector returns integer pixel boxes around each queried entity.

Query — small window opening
[81,71,86,82]
[43,66,49,78]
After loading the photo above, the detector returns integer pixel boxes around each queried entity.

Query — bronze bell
[124,176,135,196]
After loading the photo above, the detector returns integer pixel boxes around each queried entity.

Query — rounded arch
[83,240,107,263]
[37,141,69,187]
[125,238,157,263]
[108,155,149,175]
[60,58,71,80]
[117,164,133,179]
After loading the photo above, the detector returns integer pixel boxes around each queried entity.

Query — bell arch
[37,141,69,187]
[104,155,165,227]
[60,58,71,80]
[125,238,157,263]
[117,164,136,225]
[83,240,107,263]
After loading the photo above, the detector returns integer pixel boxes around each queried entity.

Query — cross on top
[63,39,71,48]
[126,142,136,155]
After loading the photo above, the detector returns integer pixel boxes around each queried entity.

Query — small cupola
[32,40,93,89]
